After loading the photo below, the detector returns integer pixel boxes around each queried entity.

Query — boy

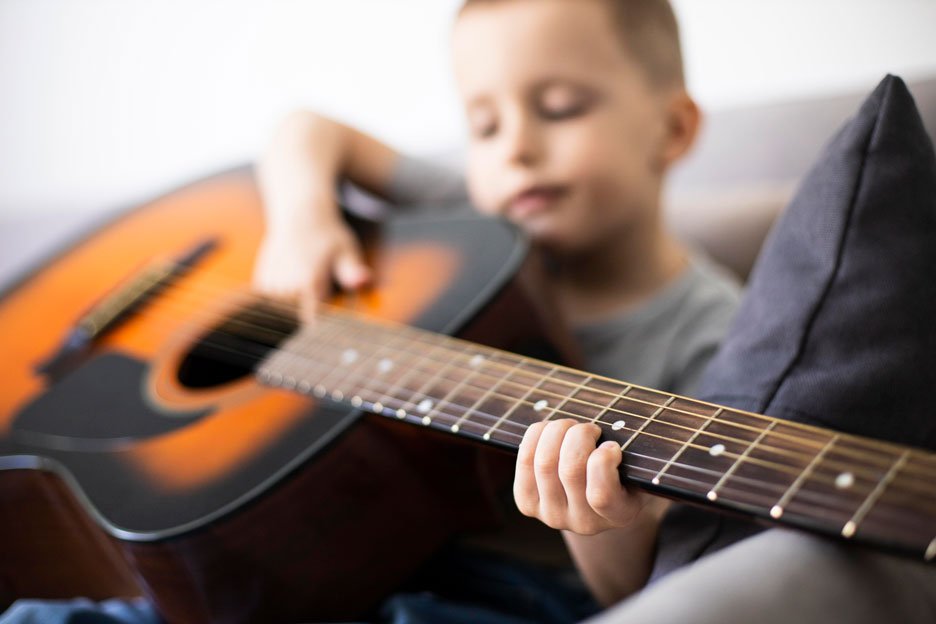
[0,1,740,622]
[254,0,738,614]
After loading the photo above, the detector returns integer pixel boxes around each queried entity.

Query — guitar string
[142,273,936,477]
[133,291,936,523]
[133,281,936,494]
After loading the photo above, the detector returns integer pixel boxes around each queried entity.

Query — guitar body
[0,168,561,622]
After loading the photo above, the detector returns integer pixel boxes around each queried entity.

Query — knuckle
[533,455,559,476]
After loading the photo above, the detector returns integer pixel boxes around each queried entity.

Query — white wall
[1,0,935,219]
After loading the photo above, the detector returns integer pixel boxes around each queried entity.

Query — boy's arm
[253,111,400,305]
[515,420,669,606]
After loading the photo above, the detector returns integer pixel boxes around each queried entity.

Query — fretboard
[257,309,936,563]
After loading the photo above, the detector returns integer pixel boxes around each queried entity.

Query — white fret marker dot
[651,476,661,485]
[396,409,407,419]
[483,432,492,441]
[709,444,726,457]
[770,505,784,519]
[341,349,359,365]
[706,491,718,501]
[533,400,549,412]
[417,399,433,414]
[842,521,857,538]
[372,402,384,413]
[612,420,626,431]
[377,358,394,374]
[925,538,936,562]
[835,472,855,490]
[421,416,432,426]
[350,396,363,408]
[469,354,485,368]
[451,424,460,433]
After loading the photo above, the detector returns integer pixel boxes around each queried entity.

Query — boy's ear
[659,90,701,170]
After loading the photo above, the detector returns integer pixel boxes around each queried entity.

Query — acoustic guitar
[1,167,934,623]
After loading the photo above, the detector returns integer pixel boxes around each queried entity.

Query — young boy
[254,0,739,614]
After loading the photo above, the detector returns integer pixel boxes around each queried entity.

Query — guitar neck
[258,309,936,563]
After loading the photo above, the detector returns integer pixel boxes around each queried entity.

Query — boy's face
[453,0,676,254]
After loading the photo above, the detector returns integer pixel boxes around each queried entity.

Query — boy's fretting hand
[514,419,651,534]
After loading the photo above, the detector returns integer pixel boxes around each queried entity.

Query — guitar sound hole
[177,301,299,389]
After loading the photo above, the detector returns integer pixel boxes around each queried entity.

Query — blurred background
[2,0,936,281]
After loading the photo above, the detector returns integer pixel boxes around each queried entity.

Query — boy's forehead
[452,0,633,95]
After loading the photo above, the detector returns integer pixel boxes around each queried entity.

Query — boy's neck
[549,215,688,325]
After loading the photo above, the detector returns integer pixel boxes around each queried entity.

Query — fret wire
[272,329,936,504]
[842,450,910,538]
[652,407,722,486]
[769,433,840,519]
[423,343,487,425]
[479,366,555,439]
[370,340,453,419]
[257,337,936,525]
[296,317,373,399]
[362,317,927,476]
[394,341,471,425]
[706,421,777,502]
[542,369,587,423]
[307,317,404,402]
[596,384,630,425]
[621,396,676,452]
[620,450,925,526]
[267,314,936,506]
[321,318,422,411]
[465,356,528,437]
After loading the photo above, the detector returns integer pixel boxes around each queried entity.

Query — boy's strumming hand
[252,213,371,319]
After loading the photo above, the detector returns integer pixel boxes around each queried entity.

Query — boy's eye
[539,101,587,120]
[537,86,594,120]
[468,108,498,139]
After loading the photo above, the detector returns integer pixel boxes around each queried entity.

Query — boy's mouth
[507,185,569,219]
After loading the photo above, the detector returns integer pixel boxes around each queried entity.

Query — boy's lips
[507,185,569,219]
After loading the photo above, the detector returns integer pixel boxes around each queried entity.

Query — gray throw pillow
[652,74,936,581]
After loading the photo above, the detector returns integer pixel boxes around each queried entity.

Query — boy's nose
[503,117,543,168]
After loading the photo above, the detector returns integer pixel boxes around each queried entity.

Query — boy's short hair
[459,0,685,89]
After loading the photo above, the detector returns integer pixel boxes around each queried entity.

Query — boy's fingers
[557,424,602,521]
[514,421,546,516]
[585,441,634,525]
[532,419,576,526]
